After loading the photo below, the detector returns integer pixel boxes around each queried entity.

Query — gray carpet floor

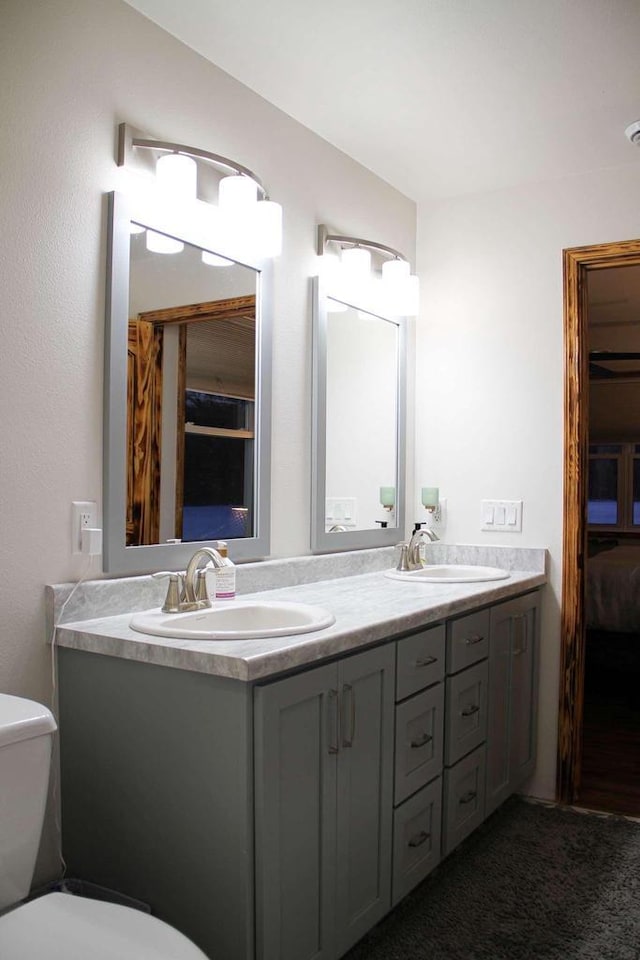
[344,798,640,960]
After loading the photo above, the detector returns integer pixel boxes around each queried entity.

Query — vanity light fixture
[380,486,395,511]
[421,487,439,511]
[117,122,283,260]
[317,224,419,317]
[421,487,442,523]
[341,245,371,278]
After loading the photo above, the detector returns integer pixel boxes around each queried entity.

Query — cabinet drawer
[442,745,486,856]
[446,609,490,674]
[394,683,444,805]
[392,777,442,906]
[444,659,488,767]
[396,624,445,701]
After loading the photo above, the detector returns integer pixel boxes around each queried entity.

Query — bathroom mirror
[311,277,406,551]
[104,191,272,573]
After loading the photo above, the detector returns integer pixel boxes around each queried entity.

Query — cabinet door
[254,662,338,960]
[486,592,540,817]
[335,645,395,957]
[509,596,540,786]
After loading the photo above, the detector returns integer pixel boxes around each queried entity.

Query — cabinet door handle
[459,790,477,805]
[410,732,433,749]
[342,683,356,748]
[513,614,528,656]
[464,634,484,646]
[408,830,431,848]
[415,655,437,668]
[461,704,480,717]
[327,689,339,754]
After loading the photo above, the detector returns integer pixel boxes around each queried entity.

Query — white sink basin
[130,600,336,640]
[386,564,510,584]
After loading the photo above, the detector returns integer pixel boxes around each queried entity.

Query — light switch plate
[481,499,522,532]
[325,497,357,528]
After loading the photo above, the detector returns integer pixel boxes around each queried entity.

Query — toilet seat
[0,892,209,959]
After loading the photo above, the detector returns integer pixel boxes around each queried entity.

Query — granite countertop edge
[55,568,547,682]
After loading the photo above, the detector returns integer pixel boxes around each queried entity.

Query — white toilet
[0,693,209,959]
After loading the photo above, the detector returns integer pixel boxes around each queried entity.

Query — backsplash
[47,543,546,630]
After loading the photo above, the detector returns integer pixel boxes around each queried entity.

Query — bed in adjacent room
[586,542,640,633]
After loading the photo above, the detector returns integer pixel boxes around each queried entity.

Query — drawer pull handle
[410,732,433,749]
[408,830,431,848]
[461,704,480,717]
[415,655,437,668]
[459,790,477,805]
[513,615,528,656]
[464,634,484,646]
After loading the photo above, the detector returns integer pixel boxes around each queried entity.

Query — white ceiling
[124,0,640,203]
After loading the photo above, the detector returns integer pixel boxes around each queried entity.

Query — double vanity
[52,544,545,960]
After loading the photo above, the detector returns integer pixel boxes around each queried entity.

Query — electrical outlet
[72,501,97,554]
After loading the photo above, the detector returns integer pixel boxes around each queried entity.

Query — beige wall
[415,162,640,800]
[0,0,415,881]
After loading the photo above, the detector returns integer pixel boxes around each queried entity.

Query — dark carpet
[344,798,640,960]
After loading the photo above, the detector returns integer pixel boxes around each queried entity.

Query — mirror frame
[311,276,406,552]
[104,191,272,573]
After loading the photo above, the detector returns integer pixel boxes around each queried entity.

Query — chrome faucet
[406,526,439,569]
[153,546,226,613]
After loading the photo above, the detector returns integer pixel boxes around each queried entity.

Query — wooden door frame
[127,295,256,546]
[558,238,640,803]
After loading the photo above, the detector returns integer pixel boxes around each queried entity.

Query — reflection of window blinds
[186,317,255,399]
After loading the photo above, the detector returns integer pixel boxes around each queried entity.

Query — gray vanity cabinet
[57,587,541,960]
[485,591,540,817]
[254,643,395,960]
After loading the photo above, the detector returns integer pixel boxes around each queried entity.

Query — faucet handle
[195,569,210,604]
[396,543,412,572]
[152,571,183,613]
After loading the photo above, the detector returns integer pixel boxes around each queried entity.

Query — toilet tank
[0,694,57,911]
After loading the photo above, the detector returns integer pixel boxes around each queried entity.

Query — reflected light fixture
[201,251,234,267]
[317,224,419,317]
[326,297,348,313]
[146,229,183,255]
[380,486,395,511]
[117,123,282,260]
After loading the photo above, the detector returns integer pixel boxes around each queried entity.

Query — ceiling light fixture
[317,224,419,317]
[117,123,282,259]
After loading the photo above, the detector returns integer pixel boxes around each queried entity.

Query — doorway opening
[559,238,640,811]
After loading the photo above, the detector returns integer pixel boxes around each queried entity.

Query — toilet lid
[0,892,210,960]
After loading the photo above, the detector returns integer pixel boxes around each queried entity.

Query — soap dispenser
[214,541,236,600]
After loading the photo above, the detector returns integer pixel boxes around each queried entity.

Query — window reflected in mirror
[127,229,258,547]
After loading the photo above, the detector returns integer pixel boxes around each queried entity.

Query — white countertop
[55,566,546,682]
